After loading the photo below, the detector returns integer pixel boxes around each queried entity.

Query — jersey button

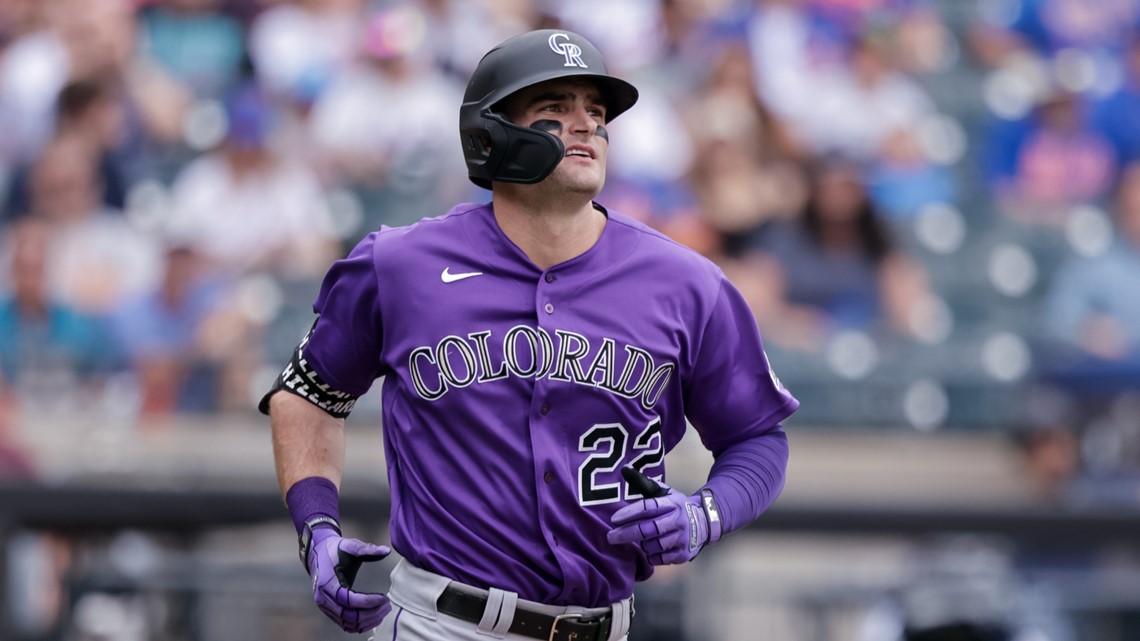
[544,302,554,314]
[545,273,556,283]
[540,403,551,415]
[544,471,555,484]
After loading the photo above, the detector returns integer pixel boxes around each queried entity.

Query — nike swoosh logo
[441,267,484,283]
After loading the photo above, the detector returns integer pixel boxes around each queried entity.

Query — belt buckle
[548,613,583,641]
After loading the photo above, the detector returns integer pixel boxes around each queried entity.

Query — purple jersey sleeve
[304,232,387,396]
[684,277,798,454]
[703,430,789,534]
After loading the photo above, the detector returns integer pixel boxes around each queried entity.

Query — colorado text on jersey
[408,325,674,410]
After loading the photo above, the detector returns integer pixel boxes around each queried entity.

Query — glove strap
[699,489,722,545]
[299,516,341,568]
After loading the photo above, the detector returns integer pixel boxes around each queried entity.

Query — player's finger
[610,498,672,525]
[336,604,389,634]
[339,540,392,562]
[634,520,687,554]
[335,542,390,586]
[331,587,391,610]
[647,526,688,552]
[651,511,685,535]
[607,517,663,545]
[354,602,392,631]
[606,522,646,545]
[657,547,692,566]
[343,621,370,635]
[639,536,667,554]
[317,577,383,610]
[317,600,343,622]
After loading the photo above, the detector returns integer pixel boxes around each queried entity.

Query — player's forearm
[269,391,347,499]
[702,427,789,535]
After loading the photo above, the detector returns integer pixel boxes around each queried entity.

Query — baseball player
[260,29,797,640]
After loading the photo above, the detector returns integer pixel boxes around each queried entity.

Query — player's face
[502,78,609,196]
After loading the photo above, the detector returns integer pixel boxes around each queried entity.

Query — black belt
[436,586,615,641]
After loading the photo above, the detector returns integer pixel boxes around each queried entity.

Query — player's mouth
[565,145,595,160]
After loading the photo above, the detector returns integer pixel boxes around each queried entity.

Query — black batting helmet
[459,29,639,189]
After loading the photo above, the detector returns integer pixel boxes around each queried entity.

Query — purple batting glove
[607,473,711,566]
[307,526,392,633]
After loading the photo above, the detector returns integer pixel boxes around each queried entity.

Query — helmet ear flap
[480,113,565,186]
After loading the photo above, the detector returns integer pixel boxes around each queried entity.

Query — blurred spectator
[0,0,51,40]
[1011,422,1081,504]
[683,42,807,257]
[1043,161,1140,368]
[165,82,338,276]
[646,0,730,96]
[883,1,956,76]
[746,0,840,130]
[0,217,119,410]
[548,0,666,73]
[248,0,368,105]
[136,0,247,99]
[221,0,274,26]
[0,0,192,193]
[1091,35,1140,166]
[745,0,947,129]
[796,34,941,163]
[27,136,162,315]
[0,368,37,479]
[1035,163,1140,489]
[969,0,1140,66]
[0,403,36,479]
[0,0,138,167]
[984,86,1117,225]
[109,242,241,416]
[865,127,957,220]
[742,157,935,351]
[417,0,526,81]
[307,3,466,231]
[3,77,131,222]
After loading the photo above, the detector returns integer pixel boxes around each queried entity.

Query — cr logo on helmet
[548,33,588,68]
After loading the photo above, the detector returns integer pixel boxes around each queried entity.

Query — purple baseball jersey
[301,202,797,607]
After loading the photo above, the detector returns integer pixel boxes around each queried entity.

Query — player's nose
[567,103,599,136]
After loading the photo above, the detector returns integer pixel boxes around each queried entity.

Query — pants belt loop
[608,598,631,641]
[493,590,518,637]
[476,587,517,638]
[476,588,504,636]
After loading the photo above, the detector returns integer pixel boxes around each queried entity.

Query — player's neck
[492,192,606,270]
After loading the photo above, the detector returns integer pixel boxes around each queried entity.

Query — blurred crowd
[0,0,1137,500]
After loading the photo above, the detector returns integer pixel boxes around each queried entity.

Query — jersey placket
[528,265,582,603]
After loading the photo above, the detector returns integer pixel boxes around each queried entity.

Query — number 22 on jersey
[578,417,663,506]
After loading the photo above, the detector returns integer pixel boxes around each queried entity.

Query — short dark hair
[55,78,112,121]
[801,156,893,264]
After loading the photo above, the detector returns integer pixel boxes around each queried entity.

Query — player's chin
[555,164,605,192]
[563,175,605,199]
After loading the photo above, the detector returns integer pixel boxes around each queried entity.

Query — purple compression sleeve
[701,427,789,535]
[285,476,341,533]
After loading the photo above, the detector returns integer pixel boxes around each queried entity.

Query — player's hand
[306,526,392,633]
[606,468,711,566]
